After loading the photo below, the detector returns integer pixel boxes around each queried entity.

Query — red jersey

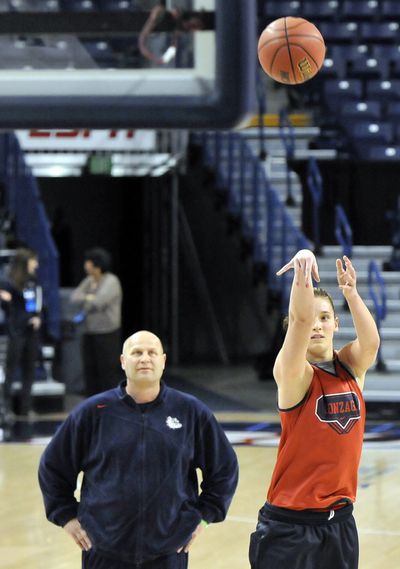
[267,355,365,510]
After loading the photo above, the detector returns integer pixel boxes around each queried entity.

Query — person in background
[70,247,122,396]
[138,1,203,66]
[0,247,42,419]
[249,249,380,569]
[39,330,238,569]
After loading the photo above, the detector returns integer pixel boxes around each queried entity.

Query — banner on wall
[15,129,157,152]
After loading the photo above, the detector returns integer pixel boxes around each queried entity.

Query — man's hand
[63,518,92,551]
[177,521,206,553]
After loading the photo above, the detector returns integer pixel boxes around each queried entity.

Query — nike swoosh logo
[96,404,107,409]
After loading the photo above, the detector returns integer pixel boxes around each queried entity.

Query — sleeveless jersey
[267,355,365,510]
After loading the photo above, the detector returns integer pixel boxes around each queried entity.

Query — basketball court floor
[1,365,399,569]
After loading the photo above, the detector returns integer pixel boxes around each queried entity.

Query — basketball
[258,17,326,85]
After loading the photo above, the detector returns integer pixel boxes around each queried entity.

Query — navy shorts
[82,549,188,569]
[249,502,359,569]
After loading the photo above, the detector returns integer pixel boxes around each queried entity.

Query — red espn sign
[28,130,136,138]
[16,129,156,151]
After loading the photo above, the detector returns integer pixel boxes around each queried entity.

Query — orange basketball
[258,17,326,85]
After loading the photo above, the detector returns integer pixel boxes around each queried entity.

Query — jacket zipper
[136,411,146,564]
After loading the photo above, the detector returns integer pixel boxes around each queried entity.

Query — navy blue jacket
[0,278,43,337]
[38,381,238,564]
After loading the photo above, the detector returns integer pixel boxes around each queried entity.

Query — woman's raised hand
[276,249,320,285]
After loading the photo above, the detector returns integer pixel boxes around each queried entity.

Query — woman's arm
[336,256,380,388]
[84,274,122,312]
[70,277,92,305]
[273,249,320,408]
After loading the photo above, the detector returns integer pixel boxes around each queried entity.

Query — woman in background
[0,247,42,419]
[70,247,122,396]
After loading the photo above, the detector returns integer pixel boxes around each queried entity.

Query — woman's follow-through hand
[276,249,320,286]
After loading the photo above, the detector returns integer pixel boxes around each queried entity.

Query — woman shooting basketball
[249,249,380,569]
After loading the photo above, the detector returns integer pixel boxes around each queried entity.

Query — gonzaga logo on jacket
[166,416,182,429]
[315,391,361,434]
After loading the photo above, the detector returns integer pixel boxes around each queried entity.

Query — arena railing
[335,204,353,259]
[279,108,296,206]
[368,260,387,372]
[193,130,310,312]
[307,157,323,255]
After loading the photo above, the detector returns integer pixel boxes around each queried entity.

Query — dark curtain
[290,160,400,245]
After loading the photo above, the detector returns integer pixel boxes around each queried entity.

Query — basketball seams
[258,34,325,52]
[268,22,316,32]
[258,16,325,84]
[270,45,290,74]
[284,17,298,84]
[267,18,319,32]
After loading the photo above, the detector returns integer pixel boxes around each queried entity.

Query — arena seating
[263,0,400,158]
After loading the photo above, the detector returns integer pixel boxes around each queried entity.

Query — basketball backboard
[0,0,256,129]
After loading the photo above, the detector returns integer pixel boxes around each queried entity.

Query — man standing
[39,330,238,569]
[70,247,122,395]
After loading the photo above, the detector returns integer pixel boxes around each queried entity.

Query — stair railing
[368,260,387,372]
[335,204,353,259]
[279,108,296,206]
[307,157,323,254]
[256,67,267,161]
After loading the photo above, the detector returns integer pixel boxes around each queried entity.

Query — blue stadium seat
[263,1,302,19]
[371,45,400,77]
[13,0,60,10]
[393,123,400,141]
[348,54,388,79]
[371,44,400,62]
[359,22,400,42]
[330,43,369,63]
[388,58,400,79]
[386,101,400,122]
[367,145,400,159]
[99,0,139,10]
[82,39,118,67]
[381,1,400,18]
[319,55,346,79]
[366,79,400,102]
[302,1,339,22]
[323,79,363,109]
[346,121,394,158]
[341,0,380,20]
[60,0,98,11]
[345,120,393,144]
[340,100,382,120]
[329,44,381,77]
[318,21,359,43]
[319,44,351,79]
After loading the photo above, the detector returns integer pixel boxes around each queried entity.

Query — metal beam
[0,11,215,36]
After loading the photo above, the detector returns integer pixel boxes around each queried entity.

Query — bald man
[39,331,238,569]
